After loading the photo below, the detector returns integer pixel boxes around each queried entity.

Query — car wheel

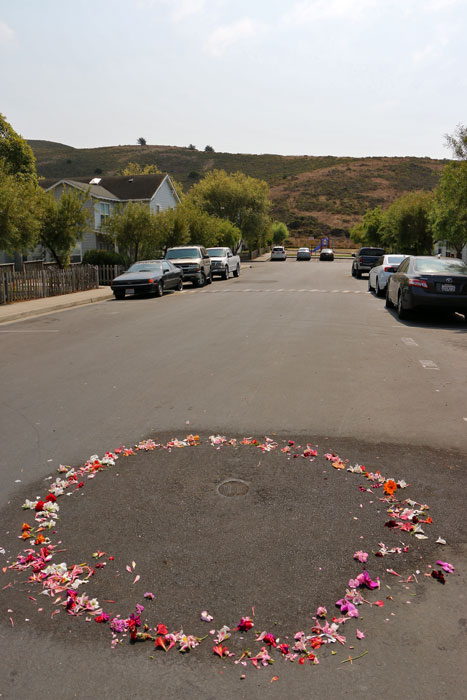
[233,265,240,278]
[197,272,206,287]
[113,290,125,300]
[356,270,362,279]
[155,281,164,297]
[368,277,373,291]
[375,279,383,297]
[177,278,183,292]
[222,267,229,280]
[385,287,393,308]
[397,291,409,320]
[207,271,213,284]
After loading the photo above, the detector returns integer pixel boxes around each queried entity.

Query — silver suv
[165,246,213,287]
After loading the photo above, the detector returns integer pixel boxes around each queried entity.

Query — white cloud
[285,0,379,24]
[170,0,207,22]
[0,19,15,44]
[135,0,207,21]
[205,18,259,57]
[427,0,463,10]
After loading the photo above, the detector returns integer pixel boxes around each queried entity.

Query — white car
[271,246,287,261]
[368,254,407,296]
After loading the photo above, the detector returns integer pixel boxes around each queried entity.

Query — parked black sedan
[111,260,184,299]
[386,256,467,320]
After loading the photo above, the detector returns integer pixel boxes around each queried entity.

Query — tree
[270,221,289,245]
[38,187,90,267]
[105,201,161,263]
[204,145,215,152]
[382,191,433,254]
[430,161,467,258]
[350,207,385,247]
[188,170,271,251]
[188,144,197,150]
[117,162,161,175]
[153,206,189,254]
[0,170,43,254]
[444,123,467,160]
[0,113,37,181]
[137,137,147,146]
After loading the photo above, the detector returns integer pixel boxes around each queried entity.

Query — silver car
[368,254,407,296]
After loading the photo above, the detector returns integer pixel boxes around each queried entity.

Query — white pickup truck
[206,247,241,279]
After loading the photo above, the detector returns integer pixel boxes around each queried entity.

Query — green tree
[188,169,271,251]
[444,123,467,160]
[106,201,162,263]
[0,170,43,254]
[350,207,385,246]
[137,137,147,146]
[382,191,433,254]
[204,145,215,152]
[430,161,467,258]
[270,221,289,245]
[0,113,37,181]
[38,187,90,267]
[153,206,189,254]
[117,162,161,175]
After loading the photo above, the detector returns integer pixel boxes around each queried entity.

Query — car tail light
[359,257,363,262]
[384,266,396,272]
[408,278,428,289]
[148,278,154,283]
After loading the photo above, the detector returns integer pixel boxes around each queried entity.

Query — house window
[99,202,110,227]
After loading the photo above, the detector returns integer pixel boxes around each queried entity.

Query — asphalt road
[1,260,466,699]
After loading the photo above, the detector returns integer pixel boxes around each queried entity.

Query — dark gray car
[386,256,467,320]
[111,260,183,300]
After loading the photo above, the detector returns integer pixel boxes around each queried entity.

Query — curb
[0,292,114,324]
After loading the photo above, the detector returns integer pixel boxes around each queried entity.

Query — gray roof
[39,174,168,201]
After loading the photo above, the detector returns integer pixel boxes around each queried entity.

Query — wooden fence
[0,265,99,304]
[97,264,125,286]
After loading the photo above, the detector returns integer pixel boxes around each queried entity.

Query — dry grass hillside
[29,140,446,242]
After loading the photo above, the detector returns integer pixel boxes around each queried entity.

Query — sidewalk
[0,287,114,324]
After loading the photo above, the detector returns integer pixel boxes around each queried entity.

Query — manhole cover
[217,478,249,497]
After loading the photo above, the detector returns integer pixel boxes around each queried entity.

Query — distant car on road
[207,247,241,279]
[271,246,287,261]
[352,247,385,278]
[111,260,183,300]
[368,254,407,296]
[386,256,467,320]
[319,248,334,261]
[296,247,311,261]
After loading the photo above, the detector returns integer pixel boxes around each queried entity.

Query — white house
[0,173,180,266]
[434,240,467,264]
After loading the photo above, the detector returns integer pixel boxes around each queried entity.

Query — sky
[1,0,466,158]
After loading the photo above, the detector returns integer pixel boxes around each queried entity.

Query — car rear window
[360,248,385,256]
[387,256,405,264]
[414,258,467,274]
[273,247,284,252]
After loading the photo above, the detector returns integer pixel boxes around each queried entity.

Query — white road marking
[0,330,60,333]
[401,337,419,347]
[419,360,439,370]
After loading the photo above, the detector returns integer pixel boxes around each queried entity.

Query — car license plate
[126,288,134,294]
[441,284,455,292]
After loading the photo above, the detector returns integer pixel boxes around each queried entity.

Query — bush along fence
[0,265,99,304]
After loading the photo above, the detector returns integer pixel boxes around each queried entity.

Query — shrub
[82,249,126,265]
